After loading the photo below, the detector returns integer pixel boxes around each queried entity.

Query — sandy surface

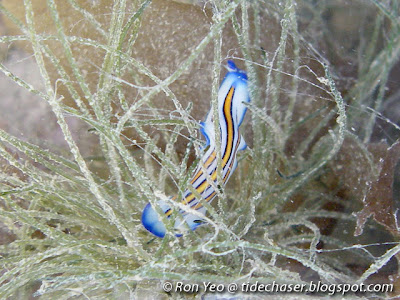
[0,48,98,157]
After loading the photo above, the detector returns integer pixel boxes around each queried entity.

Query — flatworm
[141,61,250,238]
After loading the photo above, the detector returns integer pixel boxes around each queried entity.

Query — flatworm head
[219,61,250,128]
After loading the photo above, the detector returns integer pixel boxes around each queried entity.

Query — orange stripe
[182,155,219,205]
[190,150,217,184]
[165,195,177,217]
[221,87,234,166]
[223,135,241,183]
[192,191,216,210]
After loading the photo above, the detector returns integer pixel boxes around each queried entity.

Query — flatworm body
[141,61,250,238]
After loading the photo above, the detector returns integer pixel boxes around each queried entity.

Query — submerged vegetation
[0,0,399,298]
